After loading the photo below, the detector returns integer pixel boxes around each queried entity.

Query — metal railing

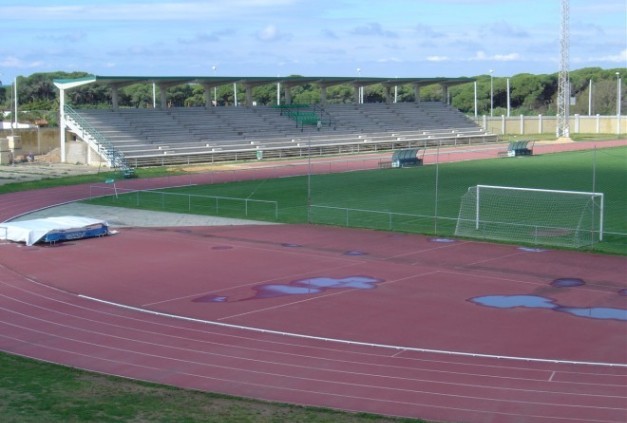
[88,185,279,220]
[64,105,131,171]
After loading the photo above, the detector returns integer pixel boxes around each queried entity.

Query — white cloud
[0,1,301,21]
[351,23,398,38]
[493,53,521,62]
[256,25,290,42]
[487,21,529,38]
[594,49,627,63]
[426,56,450,62]
[178,29,236,44]
[376,57,403,63]
[469,51,521,62]
[0,56,44,69]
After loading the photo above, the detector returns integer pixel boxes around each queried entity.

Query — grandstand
[55,75,497,168]
[66,103,494,167]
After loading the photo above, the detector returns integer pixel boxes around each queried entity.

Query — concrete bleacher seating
[74,102,496,166]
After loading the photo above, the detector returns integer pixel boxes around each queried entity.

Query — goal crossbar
[475,185,604,241]
[456,185,605,247]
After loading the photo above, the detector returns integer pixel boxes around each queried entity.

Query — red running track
[1,141,626,423]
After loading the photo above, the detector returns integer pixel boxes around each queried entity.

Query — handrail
[64,106,130,171]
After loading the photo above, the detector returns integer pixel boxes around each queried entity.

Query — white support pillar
[159,84,167,108]
[506,78,511,117]
[111,85,119,109]
[474,81,478,119]
[538,114,543,133]
[596,114,601,133]
[519,114,524,134]
[59,87,66,163]
[202,84,212,107]
[13,77,18,130]
[233,83,238,107]
[284,85,291,105]
[413,83,421,103]
[384,86,392,104]
[320,85,327,105]
[245,84,253,107]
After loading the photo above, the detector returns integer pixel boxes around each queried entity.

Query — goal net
[454,185,604,248]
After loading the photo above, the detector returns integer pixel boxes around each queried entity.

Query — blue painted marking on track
[192,276,384,303]
[470,294,627,322]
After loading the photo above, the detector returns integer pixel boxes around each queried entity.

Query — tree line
[0,67,624,127]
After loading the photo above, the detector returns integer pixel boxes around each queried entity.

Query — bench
[121,167,137,179]
[391,148,424,168]
[502,140,534,157]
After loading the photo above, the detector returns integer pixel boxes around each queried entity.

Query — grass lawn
[0,353,422,423]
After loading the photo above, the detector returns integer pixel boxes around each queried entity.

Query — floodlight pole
[506,77,511,117]
[588,79,593,116]
[489,69,494,117]
[556,0,570,138]
[212,66,217,106]
[617,72,622,135]
[394,76,398,104]
[14,77,18,130]
[473,81,478,119]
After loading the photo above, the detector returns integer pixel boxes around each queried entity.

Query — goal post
[455,185,604,248]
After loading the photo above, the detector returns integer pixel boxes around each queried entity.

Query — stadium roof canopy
[53,74,475,109]
[53,74,475,90]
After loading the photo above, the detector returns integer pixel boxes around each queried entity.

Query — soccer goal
[454,185,604,248]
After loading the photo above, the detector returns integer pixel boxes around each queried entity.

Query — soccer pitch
[86,146,626,254]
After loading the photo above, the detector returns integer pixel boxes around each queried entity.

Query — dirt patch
[0,160,100,186]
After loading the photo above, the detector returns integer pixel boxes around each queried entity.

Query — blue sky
[0,0,625,84]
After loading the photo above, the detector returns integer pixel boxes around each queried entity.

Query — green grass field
[0,353,422,423]
[86,147,627,254]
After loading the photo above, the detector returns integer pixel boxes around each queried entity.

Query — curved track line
[80,294,627,369]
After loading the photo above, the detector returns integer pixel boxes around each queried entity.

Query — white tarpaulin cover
[0,216,109,246]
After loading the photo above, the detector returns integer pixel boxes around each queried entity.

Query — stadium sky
[0,0,625,85]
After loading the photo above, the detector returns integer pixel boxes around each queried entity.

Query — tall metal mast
[556,0,570,138]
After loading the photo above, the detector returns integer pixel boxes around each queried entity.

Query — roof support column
[413,83,421,104]
[202,84,212,107]
[111,85,119,109]
[320,85,327,105]
[245,84,253,107]
[59,87,66,163]
[441,83,449,104]
[158,84,168,108]
[384,86,392,104]
[284,86,292,105]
